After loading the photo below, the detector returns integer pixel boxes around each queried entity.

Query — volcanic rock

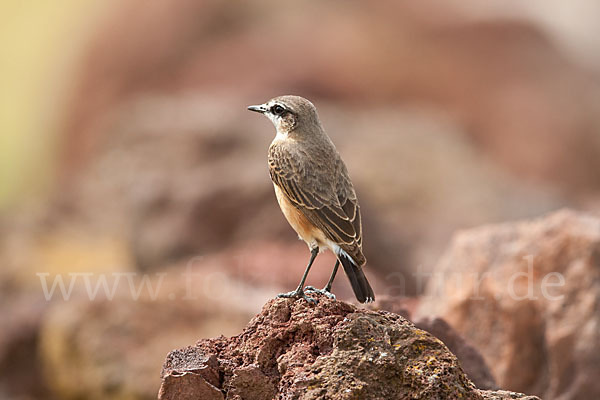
[159,295,539,399]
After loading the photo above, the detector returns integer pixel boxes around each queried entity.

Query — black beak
[247,104,267,113]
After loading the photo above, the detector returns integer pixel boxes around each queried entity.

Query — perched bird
[248,95,375,303]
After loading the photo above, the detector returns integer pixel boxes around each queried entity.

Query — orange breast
[273,184,326,247]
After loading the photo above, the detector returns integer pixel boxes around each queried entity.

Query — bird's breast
[273,183,326,248]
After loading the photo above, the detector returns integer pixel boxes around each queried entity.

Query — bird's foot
[304,286,336,300]
[277,288,318,304]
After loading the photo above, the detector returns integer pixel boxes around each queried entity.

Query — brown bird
[248,95,375,303]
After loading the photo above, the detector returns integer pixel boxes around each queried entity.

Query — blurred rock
[0,293,50,399]
[26,0,599,297]
[190,240,371,303]
[39,262,257,400]
[417,209,600,399]
[61,0,600,197]
[12,1,587,301]
[326,107,563,274]
[47,0,593,284]
[60,95,422,284]
[44,94,563,294]
[369,294,417,319]
[2,1,600,399]
[159,295,539,399]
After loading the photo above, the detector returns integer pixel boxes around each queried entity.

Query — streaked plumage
[268,132,364,265]
[248,95,374,303]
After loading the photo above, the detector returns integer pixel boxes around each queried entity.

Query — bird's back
[268,138,366,266]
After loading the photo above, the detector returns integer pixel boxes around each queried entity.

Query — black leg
[277,247,319,304]
[305,259,339,300]
[324,259,340,292]
[295,247,319,291]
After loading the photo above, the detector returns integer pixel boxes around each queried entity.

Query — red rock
[371,296,497,390]
[414,316,497,391]
[61,1,600,194]
[418,209,600,399]
[38,268,254,400]
[159,295,539,399]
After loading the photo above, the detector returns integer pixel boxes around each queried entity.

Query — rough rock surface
[159,295,539,400]
[418,209,600,399]
[370,295,497,390]
[414,317,497,391]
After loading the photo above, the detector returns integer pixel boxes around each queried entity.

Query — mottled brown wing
[268,143,365,265]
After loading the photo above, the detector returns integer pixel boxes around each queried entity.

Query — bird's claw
[277,289,318,304]
[304,286,336,300]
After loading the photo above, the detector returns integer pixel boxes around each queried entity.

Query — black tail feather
[338,253,375,303]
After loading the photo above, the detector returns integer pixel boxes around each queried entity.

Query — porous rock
[414,317,497,391]
[371,295,497,390]
[160,295,539,399]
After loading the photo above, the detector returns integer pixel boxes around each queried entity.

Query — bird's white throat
[274,130,289,141]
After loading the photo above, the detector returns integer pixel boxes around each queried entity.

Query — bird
[247,95,375,304]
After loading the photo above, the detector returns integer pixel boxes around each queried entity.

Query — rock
[61,0,600,196]
[417,209,600,399]
[0,293,49,399]
[159,295,539,399]
[371,296,497,390]
[414,317,497,391]
[158,354,223,400]
[38,93,412,287]
[43,92,562,291]
[479,390,541,400]
[369,294,416,319]
[39,264,255,400]
[40,0,588,288]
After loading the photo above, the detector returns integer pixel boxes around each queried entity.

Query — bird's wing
[268,143,365,265]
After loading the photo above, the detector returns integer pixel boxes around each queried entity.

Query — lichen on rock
[159,295,539,399]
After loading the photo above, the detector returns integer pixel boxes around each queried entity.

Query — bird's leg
[278,247,319,304]
[324,259,340,292]
[305,259,339,300]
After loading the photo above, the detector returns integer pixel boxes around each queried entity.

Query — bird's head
[248,95,322,138]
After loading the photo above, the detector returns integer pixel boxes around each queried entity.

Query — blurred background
[1,0,600,399]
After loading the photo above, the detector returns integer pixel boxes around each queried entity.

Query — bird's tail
[338,253,375,303]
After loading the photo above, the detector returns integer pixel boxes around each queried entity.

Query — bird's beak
[247,104,267,113]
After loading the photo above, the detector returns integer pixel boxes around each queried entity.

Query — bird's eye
[271,105,285,115]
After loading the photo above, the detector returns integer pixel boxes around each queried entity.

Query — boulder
[159,295,539,399]
[370,295,497,390]
[418,209,600,399]
[38,263,255,400]
[414,317,497,391]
